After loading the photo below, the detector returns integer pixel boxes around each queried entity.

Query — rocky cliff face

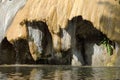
[0,0,120,66]
[0,0,26,43]
[5,0,120,41]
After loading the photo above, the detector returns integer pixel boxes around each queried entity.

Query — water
[0,65,120,80]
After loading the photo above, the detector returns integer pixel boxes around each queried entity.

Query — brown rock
[6,0,120,45]
[6,24,28,44]
[29,41,41,61]
[4,0,120,65]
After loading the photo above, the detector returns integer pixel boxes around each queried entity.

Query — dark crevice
[76,36,86,65]
[13,39,34,64]
[48,49,72,65]
[22,20,54,64]
[0,16,116,65]
[71,15,115,65]
[0,37,16,64]
[24,20,53,58]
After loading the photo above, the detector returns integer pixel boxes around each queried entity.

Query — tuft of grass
[99,38,113,56]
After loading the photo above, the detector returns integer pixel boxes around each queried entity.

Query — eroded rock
[6,23,28,44]
[0,0,26,42]
[92,43,118,66]
[25,20,53,61]
[1,0,120,65]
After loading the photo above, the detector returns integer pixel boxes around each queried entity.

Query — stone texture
[6,0,120,44]
[6,23,28,44]
[0,38,16,64]
[28,41,38,61]
[0,0,26,43]
[2,0,120,65]
[26,20,53,61]
[92,43,118,66]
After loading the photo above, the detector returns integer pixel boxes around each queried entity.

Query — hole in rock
[0,37,16,64]
[24,20,53,64]
[13,39,34,64]
[70,16,115,65]
[0,38,34,64]
[0,16,115,65]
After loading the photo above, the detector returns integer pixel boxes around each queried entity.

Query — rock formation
[0,0,26,43]
[0,0,120,66]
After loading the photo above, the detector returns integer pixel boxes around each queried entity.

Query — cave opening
[0,17,116,66]
[0,20,54,64]
[0,37,16,64]
[72,16,115,65]
[24,20,54,64]
[0,37,35,64]
[24,20,72,65]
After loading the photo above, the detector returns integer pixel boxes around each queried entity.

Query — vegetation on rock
[99,37,114,56]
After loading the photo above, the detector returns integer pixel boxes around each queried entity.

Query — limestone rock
[6,24,28,44]
[92,43,118,66]
[6,0,120,41]
[26,20,53,61]
[29,41,40,61]
[0,0,26,42]
[3,0,120,65]
[5,0,120,52]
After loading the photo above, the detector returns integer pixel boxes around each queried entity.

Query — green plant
[99,38,113,56]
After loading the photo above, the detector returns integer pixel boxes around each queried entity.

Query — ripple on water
[0,65,120,80]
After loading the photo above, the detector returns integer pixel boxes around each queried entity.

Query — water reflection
[0,65,120,80]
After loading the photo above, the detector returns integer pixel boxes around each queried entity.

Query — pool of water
[0,65,120,80]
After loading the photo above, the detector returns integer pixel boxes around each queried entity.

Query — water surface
[0,65,120,80]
